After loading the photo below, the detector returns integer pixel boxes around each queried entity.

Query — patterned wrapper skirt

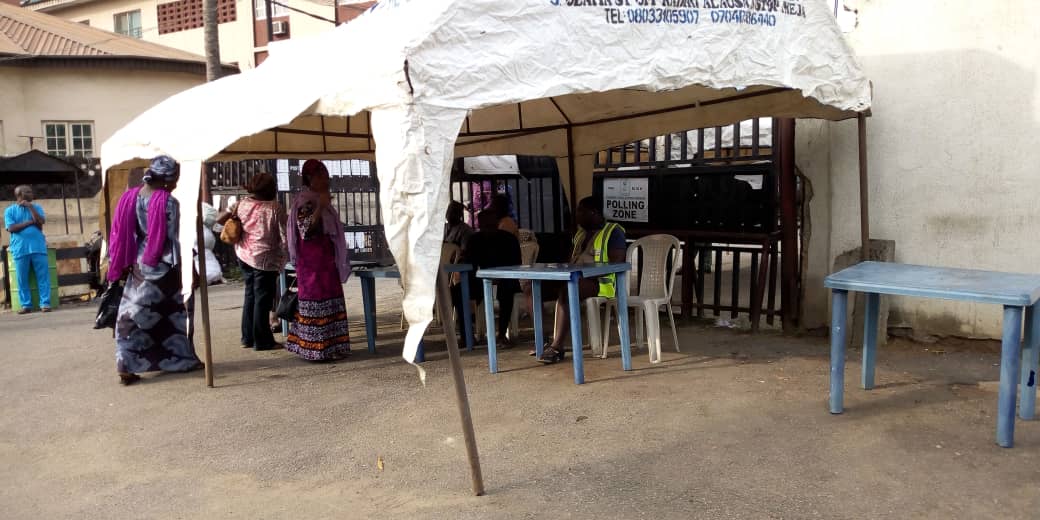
[115,266,201,374]
[286,235,350,361]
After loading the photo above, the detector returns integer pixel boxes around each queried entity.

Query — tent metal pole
[75,169,83,234]
[566,126,577,221]
[196,167,215,388]
[778,118,797,331]
[857,113,870,262]
[61,183,69,234]
[435,268,485,496]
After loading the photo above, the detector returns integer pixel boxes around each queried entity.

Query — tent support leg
[62,184,69,234]
[857,113,870,261]
[196,169,214,388]
[435,269,486,496]
[75,170,84,234]
[566,126,577,222]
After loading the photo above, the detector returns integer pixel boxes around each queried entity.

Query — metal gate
[593,118,801,330]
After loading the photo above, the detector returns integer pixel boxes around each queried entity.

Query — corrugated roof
[0,2,210,64]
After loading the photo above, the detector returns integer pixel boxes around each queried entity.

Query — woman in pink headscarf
[284,160,351,361]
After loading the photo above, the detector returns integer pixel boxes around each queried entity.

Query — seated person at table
[444,200,473,249]
[537,196,626,364]
[452,210,521,346]
[489,193,520,238]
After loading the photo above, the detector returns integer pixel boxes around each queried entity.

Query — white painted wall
[0,66,204,157]
[45,0,258,69]
[800,0,1040,338]
[37,0,342,70]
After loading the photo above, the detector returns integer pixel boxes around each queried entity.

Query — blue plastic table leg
[1020,304,1040,420]
[460,272,474,351]
[615,270,632,371]
[997,305,1023,448]
[532,280,544,359]
[829,290,849,414]
[862,292,879,390]
[360,277,377,354]
[567,272,585,385]
[278,270,288,337]
[483,279,497,374]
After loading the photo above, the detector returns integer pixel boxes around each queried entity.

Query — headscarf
[288,160,350,283]
[107,156,178,281]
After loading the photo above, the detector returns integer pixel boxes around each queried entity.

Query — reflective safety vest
[572,222,624,298]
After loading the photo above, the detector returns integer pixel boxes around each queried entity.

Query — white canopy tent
[102,0,872,493]
[103,0,870,363]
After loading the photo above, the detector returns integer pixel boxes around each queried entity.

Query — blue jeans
[14,253,50,309]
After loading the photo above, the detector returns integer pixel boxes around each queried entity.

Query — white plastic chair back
[628,235,681,300]
[519,242,540,265]
[518,228,537,244]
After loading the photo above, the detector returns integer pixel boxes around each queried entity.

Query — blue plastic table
[355,264,475,359]
[476,262,633,384]
[278,260,377,337]
[825,261,1040,448]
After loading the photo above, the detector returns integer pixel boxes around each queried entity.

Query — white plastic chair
[599,234,682,363]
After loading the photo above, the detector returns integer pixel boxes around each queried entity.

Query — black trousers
[452,274,518,339]
[240,260,278,348]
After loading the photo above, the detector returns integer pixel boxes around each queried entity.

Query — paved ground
[2,280,1039,519]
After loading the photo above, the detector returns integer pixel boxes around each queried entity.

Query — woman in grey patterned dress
[107,156,202,385]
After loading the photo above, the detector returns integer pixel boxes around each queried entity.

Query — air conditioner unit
[272,20,288,36]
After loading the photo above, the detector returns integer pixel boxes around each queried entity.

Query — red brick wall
[336,1,374,24]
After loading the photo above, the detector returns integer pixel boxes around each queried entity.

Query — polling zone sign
[603,178,649,223]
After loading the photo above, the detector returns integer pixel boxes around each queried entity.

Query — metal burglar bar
[207,159,392,266]
[592,118,801,330]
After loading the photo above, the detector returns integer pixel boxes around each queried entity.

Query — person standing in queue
[285,160,352,361]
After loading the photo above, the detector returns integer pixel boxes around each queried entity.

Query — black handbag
[275,280,298,322]
[93,281,123,329]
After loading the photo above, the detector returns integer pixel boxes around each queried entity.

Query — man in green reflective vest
[538,196,626,364]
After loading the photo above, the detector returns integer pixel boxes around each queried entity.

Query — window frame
[113,9,143,38]
[254,0,288,20]
[42,121,95,158]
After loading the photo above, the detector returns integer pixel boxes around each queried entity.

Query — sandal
[529,342,551,356]
[537,346,566,364]
[118,373,141,386]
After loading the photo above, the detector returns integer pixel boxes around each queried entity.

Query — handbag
[275,279,299,322]
[219,203,242,244]
[93,281,123,329]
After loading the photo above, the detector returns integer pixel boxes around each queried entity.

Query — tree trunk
[203,0,222,82]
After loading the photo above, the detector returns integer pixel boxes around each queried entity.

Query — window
[254,0,288,20]
[114,10,142,38]
[43,122,94,157]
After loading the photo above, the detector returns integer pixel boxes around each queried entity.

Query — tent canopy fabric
[101,0,871,368]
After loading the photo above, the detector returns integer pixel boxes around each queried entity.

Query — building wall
[0,65,204,158]
[799,0,1040,338]
[40,0,258,69]
[35,0,346,70]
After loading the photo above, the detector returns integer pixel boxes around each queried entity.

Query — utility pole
[203,0,222,82]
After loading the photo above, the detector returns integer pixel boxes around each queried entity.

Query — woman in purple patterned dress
[107,156,202,385]
[284,160,351,361]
